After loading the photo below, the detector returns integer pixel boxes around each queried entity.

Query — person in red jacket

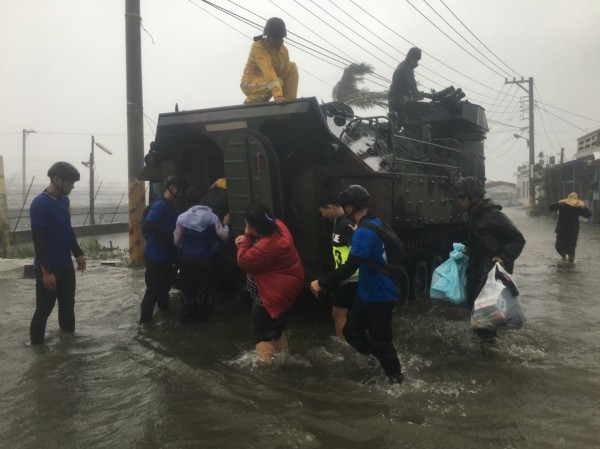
[235,203,305,364]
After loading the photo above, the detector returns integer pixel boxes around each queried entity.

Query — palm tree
[332,63,388,110]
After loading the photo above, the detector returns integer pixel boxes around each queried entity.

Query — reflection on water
[1,208,600,448]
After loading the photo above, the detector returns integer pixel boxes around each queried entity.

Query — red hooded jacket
[237,219,305,318]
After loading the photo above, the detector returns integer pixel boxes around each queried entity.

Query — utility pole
[22,129,36,203]
[82,136,112,225]
[505,77,534,207]
[125,0,146,266]
[90,136,96,225]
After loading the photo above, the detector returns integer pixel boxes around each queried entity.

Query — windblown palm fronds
[332,63,389,110]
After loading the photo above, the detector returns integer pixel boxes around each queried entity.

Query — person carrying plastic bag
[430,242,468,306]
[452,177,526,340]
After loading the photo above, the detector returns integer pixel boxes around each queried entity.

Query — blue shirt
[30,191,74,271]
[349,217,397,302]
[144,198,178,262]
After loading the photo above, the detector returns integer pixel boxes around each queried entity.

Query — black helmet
[264,17,287,38]
[47,161,80,182]
[453,177,485,199]
[165,175,188,192]
[339,185,370,210]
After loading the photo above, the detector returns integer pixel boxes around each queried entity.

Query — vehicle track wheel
[430,254,444,280]
[392,266,410,307]
[410,260,429,301]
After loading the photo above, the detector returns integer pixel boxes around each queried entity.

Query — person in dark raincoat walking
[548,192,591,263]
[453,177,526,339]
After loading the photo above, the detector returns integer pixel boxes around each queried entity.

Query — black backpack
[141,200,165,240]
[359,220,405,276]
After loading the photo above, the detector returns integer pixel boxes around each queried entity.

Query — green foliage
[7,238,129,262]
[529,165,560,217]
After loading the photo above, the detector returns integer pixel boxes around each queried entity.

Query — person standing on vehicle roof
[388,47,432,127]
[316,190,357,341]
[240,17,299,104]
[139,175,188,324]
[29,162,86,344]
[453,177,525,339]
[310,185,404,384]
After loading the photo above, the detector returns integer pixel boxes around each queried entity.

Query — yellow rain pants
[240,39,299,103]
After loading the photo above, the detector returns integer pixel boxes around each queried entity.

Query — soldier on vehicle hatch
[240,17,299,104]
[388,47,433,128]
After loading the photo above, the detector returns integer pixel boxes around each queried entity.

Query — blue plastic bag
[429,243,468,306]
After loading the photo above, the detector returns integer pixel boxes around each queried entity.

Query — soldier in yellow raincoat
[241,17,299,104]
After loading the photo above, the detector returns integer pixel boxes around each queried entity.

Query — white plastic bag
[471,262,526,330]
[429,243,468,306]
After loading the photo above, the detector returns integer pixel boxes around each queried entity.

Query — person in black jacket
[453,177,526,338]
[548,192,591,263]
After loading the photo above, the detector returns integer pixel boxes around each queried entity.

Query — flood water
[1,208,599,449]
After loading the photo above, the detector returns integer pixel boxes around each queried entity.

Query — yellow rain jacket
[240,39,298,103]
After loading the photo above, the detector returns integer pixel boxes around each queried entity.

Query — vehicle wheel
[410,260,429,300]
[430,254,444,281]
[392,266,410,306]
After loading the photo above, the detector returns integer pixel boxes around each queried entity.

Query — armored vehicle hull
[139,97,487,301]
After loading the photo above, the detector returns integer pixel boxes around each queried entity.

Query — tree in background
[332,63,388,110]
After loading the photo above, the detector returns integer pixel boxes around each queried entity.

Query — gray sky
[1,0,599,190]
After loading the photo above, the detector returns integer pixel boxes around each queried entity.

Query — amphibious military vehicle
[139,95,487,301]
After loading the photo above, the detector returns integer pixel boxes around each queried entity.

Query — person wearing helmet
[388,47,433,128]
[316,190,358,341]
[310,185,404,384]
[139,175,188,323]
[453,176,525,339]
[240,17,299,104]
[29,162,86,344]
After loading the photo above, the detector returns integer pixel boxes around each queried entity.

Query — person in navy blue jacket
[30,162,86,344]
[139,176,188,323]
[174,189,230,323]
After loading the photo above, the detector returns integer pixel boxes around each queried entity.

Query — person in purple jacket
[174,189,230,323]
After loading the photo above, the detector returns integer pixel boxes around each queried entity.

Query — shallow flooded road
[1,208,599,449]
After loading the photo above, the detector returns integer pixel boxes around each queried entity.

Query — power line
[405,0,507,79]
[267,0,357,69]
[421,0,514,79]
[535,105,590,134]
[439,0,522,78]
[346,0,522,102]
[534,100,600,123]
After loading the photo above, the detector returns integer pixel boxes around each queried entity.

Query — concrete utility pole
[22,129,36,203]
[125,0,146,266]
[505,77,535,207]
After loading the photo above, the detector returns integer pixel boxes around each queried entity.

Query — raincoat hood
[560,192,585,208]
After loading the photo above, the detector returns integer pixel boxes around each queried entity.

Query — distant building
[485,180,518,207]
[514,163,530,206]
[576,129,600,160]
[547,128,600,223]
